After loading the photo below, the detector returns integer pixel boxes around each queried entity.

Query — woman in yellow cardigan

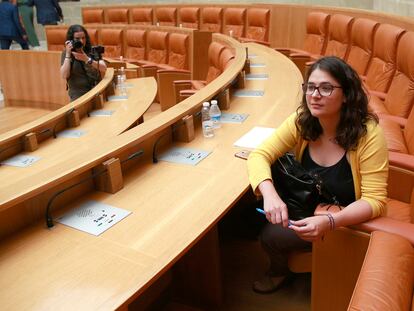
[247,56,388,294]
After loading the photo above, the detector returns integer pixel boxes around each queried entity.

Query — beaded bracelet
[325,213,335,230]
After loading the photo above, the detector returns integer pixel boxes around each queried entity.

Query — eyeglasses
[302,83,342,97]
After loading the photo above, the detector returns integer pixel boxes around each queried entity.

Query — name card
[1,154,41,167]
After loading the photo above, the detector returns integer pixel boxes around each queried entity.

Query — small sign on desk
[220,113,248,124]
[57,129,87,138]
[89,110,115,117]
[233,90,264,97]
[246,73,268,80]
[107,95,128,101]
[1,154,40,167]
[250,63,266,68]
[56,200,131,236]
[158,147,211,166]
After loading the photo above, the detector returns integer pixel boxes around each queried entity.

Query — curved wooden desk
[0,43,302,310]
[0,77,157,213]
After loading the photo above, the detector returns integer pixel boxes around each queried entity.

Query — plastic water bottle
[201,102,214,138]
[119,67,127,96]
[209,99,221,129]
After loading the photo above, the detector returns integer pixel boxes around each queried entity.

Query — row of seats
[82,6,270,45]
[281,12,414,168]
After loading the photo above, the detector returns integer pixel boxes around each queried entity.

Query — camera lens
[71,40,83,50]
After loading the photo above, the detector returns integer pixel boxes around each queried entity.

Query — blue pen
[255,208,292,226]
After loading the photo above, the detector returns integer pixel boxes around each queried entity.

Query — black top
[302,146,355,206]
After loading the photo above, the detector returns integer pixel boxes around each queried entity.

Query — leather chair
[85,27,99,46]
[100,29,123,58]
[157,33,191,111]
[123,29,147,62]
[200,7,223,33]
[106,8,128,24]
[45,27,67,51]
[363,24,405,94]
[239,8,270,46]
[223,8,246,39]
[321,14,354,60]
[155,7,177,26]
[82,8,104,24]
[130,8,153,25]
[136,30,169,76]
[173,42,226,103]
[179,7,200,29]
[347,231,414,311]
[369,31,414,126]
[219,47,235,71]
[347,18,379,75]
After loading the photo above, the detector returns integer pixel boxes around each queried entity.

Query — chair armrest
[140,66,158,79]
[173,80,193,86]
[389,152,414,171]
[157,71,192,111]
[351,217,414,246]
[157,69,191,74]
[369,90,387,101]
[239,37,271,46]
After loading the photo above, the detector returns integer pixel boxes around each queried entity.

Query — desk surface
[0,77,156,211]
[0,43,303,310]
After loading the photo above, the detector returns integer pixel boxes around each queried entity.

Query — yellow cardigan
[247,113,389,218]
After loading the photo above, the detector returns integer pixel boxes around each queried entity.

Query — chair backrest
[205,42,226,83]
[124,29,146,61]
[404,107,414,155]
[100,29,123,58]
[155,7,177,26]
[106,8,128,24]
[130,8,153,25]
[324,14,354,59]
[179,7,200,29]
[200,7,223,33]
[245,8,270,42]
[147,31,169,64]
[382,32,414,121]
[46,28,67,51]
[223,8,246,38]
[347,18,379,75]
[219,47,235,71]
[82,8,104,24]
[303,12,330,55]
[365,24,405,93]
[85,27,99,46]
[167,33,189,70]
[347,231,414,311]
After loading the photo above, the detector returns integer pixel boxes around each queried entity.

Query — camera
[70,39,83,50]
[90,45,105,60]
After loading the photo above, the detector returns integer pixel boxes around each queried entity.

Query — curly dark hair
[296,56,377,150]
[65,24,92,54]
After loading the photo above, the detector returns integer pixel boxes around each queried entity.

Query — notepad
[56,200,131,236]
[233,126,275,149]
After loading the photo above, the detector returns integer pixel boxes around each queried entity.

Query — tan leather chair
[322,14,354,60]
[347,18,379,75]
[136,30,169,75]
[106,8,128,24]
[200,7,223,33]
[173,42,226,102]
[370,31,414,126]
[219,47,235,71]
[85,27,98,46]
[82,8,104,24]
[45,27,67,51]
[223,8,246,38]
[364,24,406,94]
[179,7,200,29]
[129,8,153,25]
[123,29,146,62]
[347,231,414,311]
[100,29,123,58]
[155,7,177,26]
[239,8,270,46]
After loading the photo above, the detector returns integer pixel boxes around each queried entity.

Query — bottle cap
[211,100,218,105]
[203,102,210,107]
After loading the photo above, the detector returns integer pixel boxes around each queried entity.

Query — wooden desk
[0,43,301,310]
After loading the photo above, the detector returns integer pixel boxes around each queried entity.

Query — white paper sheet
[233,126,276,149]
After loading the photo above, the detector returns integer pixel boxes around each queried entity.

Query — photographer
[60,24,106,101]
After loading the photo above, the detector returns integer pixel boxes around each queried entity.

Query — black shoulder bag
[271,153,339,220]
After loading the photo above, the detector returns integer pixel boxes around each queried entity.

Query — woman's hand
[289,216,331,242]
[64,40,73,57]
[258,180,289,227]
[72,50,88,63]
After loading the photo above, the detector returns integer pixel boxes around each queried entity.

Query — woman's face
[305,68,345,120]
[72,31,86,49]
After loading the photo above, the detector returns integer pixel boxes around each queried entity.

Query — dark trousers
[260,223,312,276]
[0,37,29,50]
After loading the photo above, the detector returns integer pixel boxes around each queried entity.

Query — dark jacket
[0,1,26,38]
[31,0,62,25]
